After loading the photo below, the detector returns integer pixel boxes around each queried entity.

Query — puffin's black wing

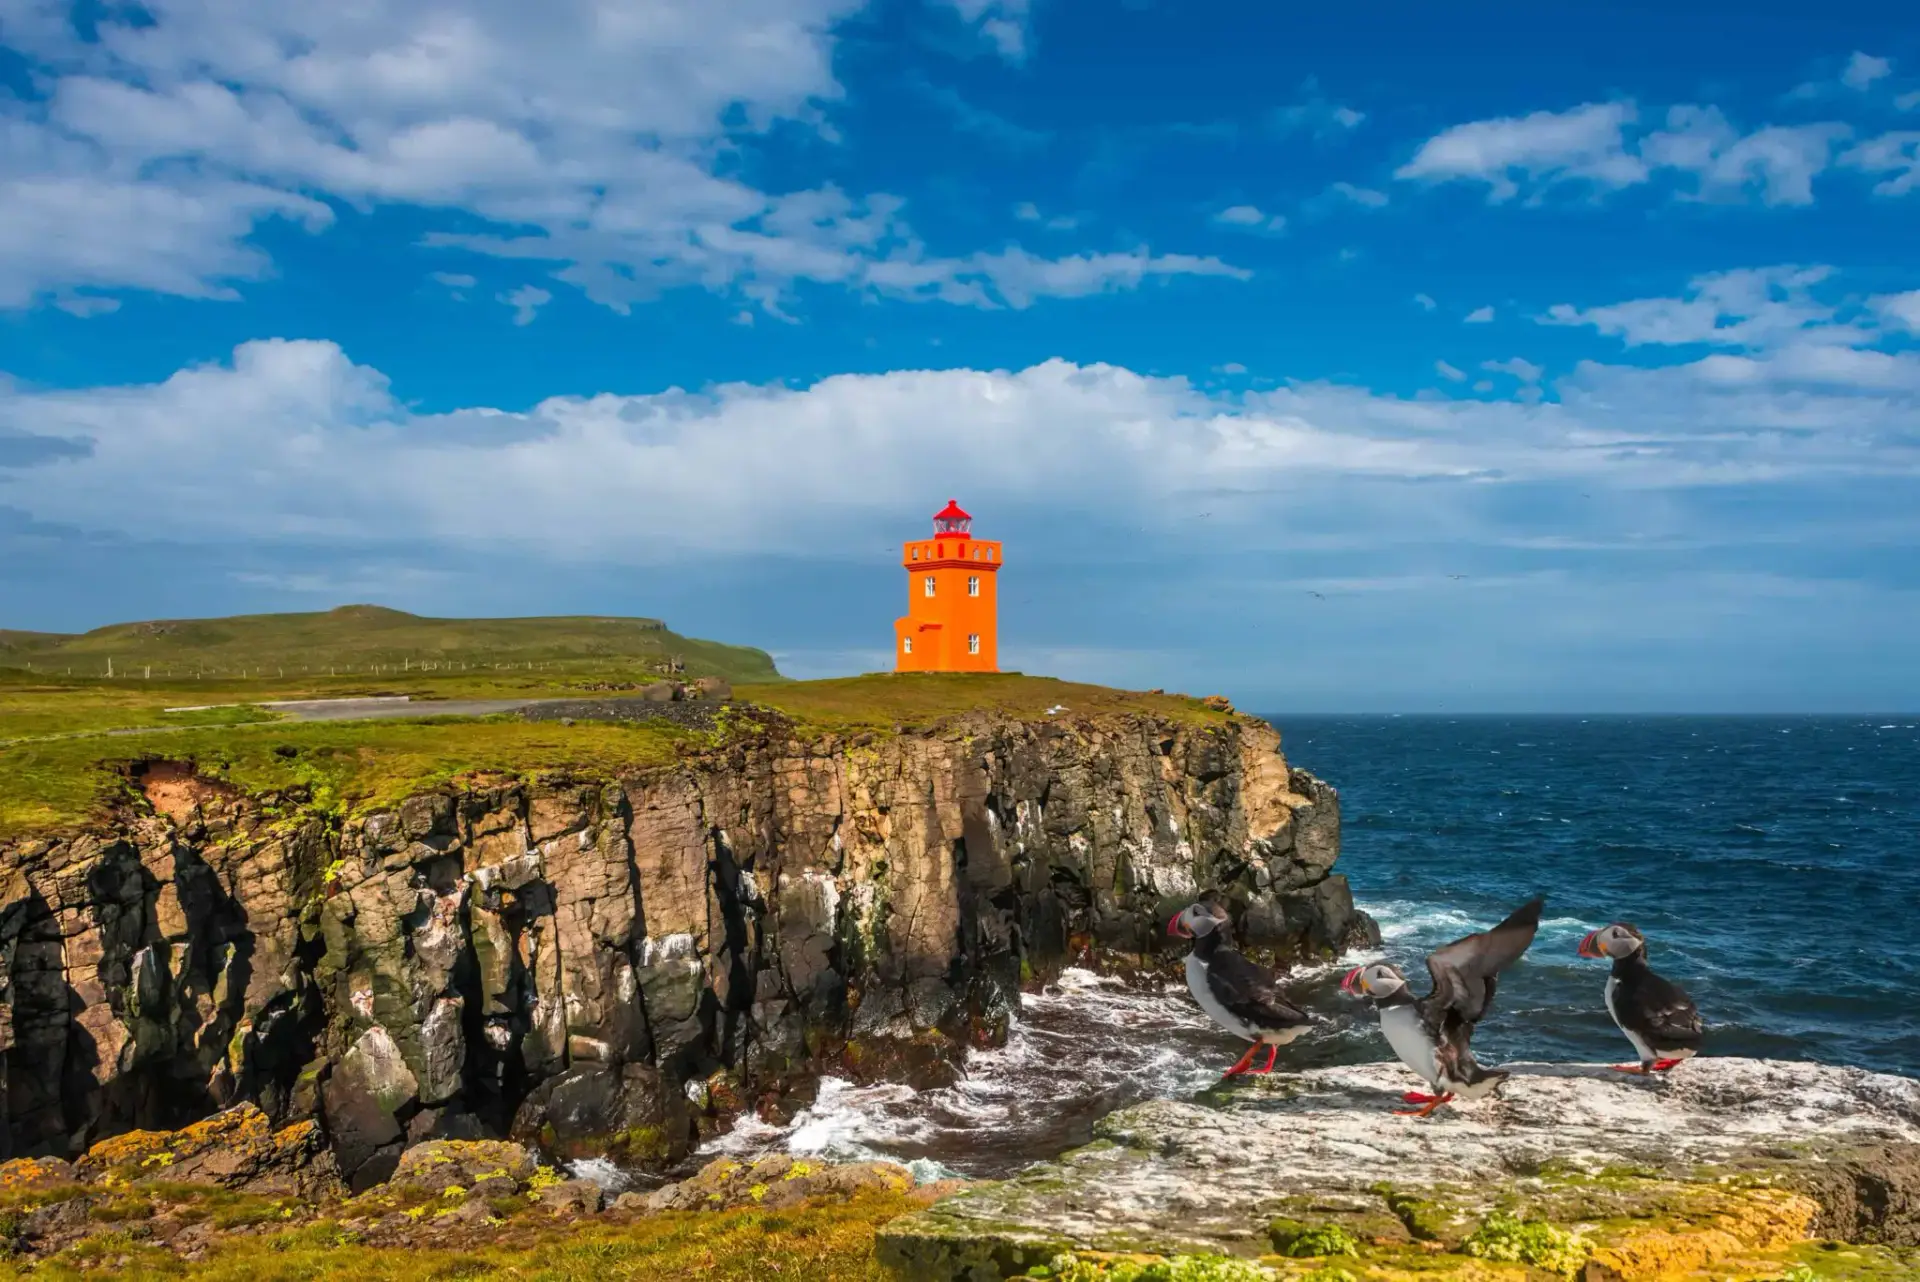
[1419,896,1544,1037]
[1630,971,1705,1051]
[1205,948,1309,1032]
[1432,1012,1500,1087]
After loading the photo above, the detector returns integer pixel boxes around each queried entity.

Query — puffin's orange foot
[1650,1058,1686,1072]
[1222,1044,1261,1077]
[1247,1045,1279,1076]
[1610,1063,1650,1074]
[1402,1091,1440,1104]
[1392,1093,1454,1118]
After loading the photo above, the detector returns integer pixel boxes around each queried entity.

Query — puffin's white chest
[1606,977,1655,1063]
[1186,954,1257,1040]
[1378,1003,1440,1087]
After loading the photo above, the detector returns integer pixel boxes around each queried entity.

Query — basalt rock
[0,708,1371,1183]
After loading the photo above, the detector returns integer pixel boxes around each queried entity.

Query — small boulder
[0,1157,78,1193]
[692,677,732,702]
[641,681,677,703]
[389,1139,536,1197]
[74,1104,341,1197]
[1201,694,1234,712]
[537,1178,605,1215]
[645,1153,915,1212]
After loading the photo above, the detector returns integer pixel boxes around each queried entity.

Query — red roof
[933,499,972,522]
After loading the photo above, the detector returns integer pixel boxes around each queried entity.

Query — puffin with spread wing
[1341,896,1544,1116]
[1578,922,1704,1074]
[1168,898,1315,1076]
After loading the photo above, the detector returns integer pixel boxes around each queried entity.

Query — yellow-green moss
[1458,1212,1588,1277]
[1267,1221,1360,1259]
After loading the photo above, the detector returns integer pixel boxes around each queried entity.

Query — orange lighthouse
[894,500,1000,672]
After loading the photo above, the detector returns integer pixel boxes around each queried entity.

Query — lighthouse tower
[894,500,1000,672]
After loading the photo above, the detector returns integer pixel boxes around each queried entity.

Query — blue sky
[3,0,1918,711]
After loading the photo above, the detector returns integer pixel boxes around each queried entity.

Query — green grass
[741,673,1227,735]
[0,672,1226,842]
[0,604,780,685]
[0,717,696,839]
[0,1189,915,1280]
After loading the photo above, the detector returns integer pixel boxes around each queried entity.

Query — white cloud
[1642,107,1849,206]
[934,0,1032,62]
[1213,205,1286,233]
[1395,101,1647,202]
[1900,92,1920,112]
[0,0,1229,314]
[1013,202,1041,221]
[1398,97,1853,207]
[1013,201,1080,231]
[500,285,552,326]
[1842,52,1894,91]
[1326,181,1389,208]
[7,335,1916,562]
[1872,290,1920,332]
[1483,357,1543,382]
[433,272,477,288]
[1539,265,1866,349]
[1217,362,1248,375]
[1434,360,1466,382]
[1413,293,1438,312]
[1841,131,1920,196]
[1465,306,1495,323]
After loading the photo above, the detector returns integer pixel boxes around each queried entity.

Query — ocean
[655,715,1920,1185]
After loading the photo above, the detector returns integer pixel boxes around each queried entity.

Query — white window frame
[903,637,913,654]
[968,634,980,655]
[924,575,935,597]
[967,575,979,596]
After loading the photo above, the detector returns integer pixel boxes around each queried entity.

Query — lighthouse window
[967,576,979,596]
[924,575,935,597]
[911,547,919,560]
[968,634,980,655]
[903,637,913,654]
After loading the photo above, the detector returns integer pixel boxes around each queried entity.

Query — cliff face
[0,709,1373,1185]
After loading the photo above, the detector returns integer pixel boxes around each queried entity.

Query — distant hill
[0,605,782,683]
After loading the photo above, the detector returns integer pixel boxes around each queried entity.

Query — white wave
[566,1156,633,1192]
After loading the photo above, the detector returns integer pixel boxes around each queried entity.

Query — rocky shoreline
[0,702,1375,1192]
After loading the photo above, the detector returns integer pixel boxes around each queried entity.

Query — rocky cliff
[0,706,1374,1186]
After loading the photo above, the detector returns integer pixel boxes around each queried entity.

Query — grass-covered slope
[0,672,1230,841]
[0,605,780,684]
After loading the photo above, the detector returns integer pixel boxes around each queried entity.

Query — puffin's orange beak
[1168,913,1192,939]
[1578,931,1601,959]
[1340,966,1365,995]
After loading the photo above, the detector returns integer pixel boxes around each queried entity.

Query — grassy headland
[0,604,781,685]
[0,611,1228,842]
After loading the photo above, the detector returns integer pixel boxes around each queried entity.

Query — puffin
[1578,922,1704,1074]
[1168,898,1314,1076]
[1340,896,1544,1117]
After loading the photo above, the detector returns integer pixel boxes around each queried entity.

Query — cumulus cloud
[1395,102,1647,202]
[500,285,552,326]
[1398,95,1858,206]
[1842,52,1894,92]
[1212,205,1287,233]
[1434,360,1467,382]
[5,336,1917,563]
[1483,357,1543,382]
[1539,266,1866,349]
[1842,132,1920,196]
[1268,80,1367,137]
[1465,306,1495,323]
[1413,293,1438,312]
[934,0,1032,61]
[1873,290,1920,332]
[0,0,1230,314]
[1326,181,1389,208]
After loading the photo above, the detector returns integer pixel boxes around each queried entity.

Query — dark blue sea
[1284,715,1920,1075]
[686,715,1920,1182]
